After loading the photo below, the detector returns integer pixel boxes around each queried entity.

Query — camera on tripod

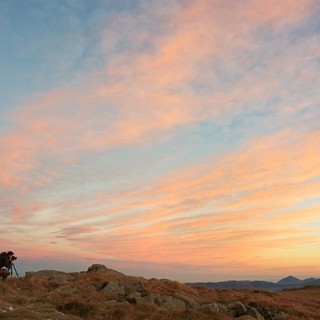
[0,251,20,278]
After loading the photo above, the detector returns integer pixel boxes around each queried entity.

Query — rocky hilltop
[0,264,319,320]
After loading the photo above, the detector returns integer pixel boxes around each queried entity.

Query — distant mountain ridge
[186,275,320,291]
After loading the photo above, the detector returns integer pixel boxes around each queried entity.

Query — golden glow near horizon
[0,0,319,281]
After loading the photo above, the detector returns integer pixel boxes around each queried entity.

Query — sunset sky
[0,0,319,282]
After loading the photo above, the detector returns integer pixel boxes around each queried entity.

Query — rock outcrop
[3,264,315,319]
[83,265,289,319]
[87,264,125,277]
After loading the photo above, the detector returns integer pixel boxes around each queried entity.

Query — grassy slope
[0,272,319,320]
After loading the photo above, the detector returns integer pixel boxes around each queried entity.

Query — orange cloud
[1,0,319,277]
[34,129,317,274]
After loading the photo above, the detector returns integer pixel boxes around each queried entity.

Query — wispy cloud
[1,0,319,279]
[6,129,316,275]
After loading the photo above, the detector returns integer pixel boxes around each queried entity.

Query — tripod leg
[13,264,19,278]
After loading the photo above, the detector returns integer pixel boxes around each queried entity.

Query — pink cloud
[34,129,318,274]
[11,202,45,223]
[247,0,315,27]
[1,0,319,277]
[1,0,317,193]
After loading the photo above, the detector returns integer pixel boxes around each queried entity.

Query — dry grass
[0,273,319,320]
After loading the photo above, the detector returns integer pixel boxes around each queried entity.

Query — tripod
[10,264,20,278]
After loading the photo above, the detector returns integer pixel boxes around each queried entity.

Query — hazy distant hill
[187,275,320,291]
[277,275,301,286]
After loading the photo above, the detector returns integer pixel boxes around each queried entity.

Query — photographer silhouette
[0,251,17,279]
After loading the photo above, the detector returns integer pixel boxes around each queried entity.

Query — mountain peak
[277,275,301,285]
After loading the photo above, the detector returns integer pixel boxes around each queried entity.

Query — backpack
[0,268,10,278]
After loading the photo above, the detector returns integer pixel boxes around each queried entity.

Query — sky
[0,0,319,282]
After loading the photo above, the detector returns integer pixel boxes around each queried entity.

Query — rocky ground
[0,264,319,319]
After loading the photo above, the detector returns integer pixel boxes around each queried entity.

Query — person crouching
[0,251,16,279]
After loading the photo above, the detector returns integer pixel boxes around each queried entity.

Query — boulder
[201,302,229,315]
[173,293,199,308]
[55,285,76,295]
[246,306,265,320]
[161,296,186,310]
[101,281,125,296]
[148,293,165,305]
[123,278,144,290]
[87,264,124,276]
[87,264,109,273]
[142,293,187,310]
[228,301,247,316]
[92,281,106,291]
[247,302,272,320]
[126,292,146,305]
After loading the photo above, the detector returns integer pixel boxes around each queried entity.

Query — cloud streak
[5,129,316,276]
[1,0,319,280]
